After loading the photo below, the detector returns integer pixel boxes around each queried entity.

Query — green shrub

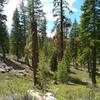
[50,51,58,72]
[37,51,51,90]
[57,47,71,83]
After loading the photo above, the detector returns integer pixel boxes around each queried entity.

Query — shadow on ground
[68,76,88,86]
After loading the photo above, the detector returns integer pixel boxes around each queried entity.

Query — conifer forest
[0,0,100,100]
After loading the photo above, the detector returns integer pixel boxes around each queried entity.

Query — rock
[25,68,29,73]
[0,63,7,68]
[0,63,13,73]
[0,68,6,73]
[43,92,56,100]
[5,66,12,72]
[27,90,42,100]
[0,94,22,100]
[27,90,56,100]
[18,69,28,76]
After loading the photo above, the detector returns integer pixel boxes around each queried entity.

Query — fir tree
[27,0,45,85]
[57,45,71,83]
[80,0,100,85]
[50,51,58,72]
[53,0,72,61]
[11,8,23,61]
[19,0,28,56]
[70,20,79,67]
[0,0,9,59]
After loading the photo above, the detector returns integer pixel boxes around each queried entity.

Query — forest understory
[0,0,100,100]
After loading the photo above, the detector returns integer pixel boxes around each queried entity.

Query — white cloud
[43,3,54,20]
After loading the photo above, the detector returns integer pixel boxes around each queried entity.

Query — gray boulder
[43,92,56,100]
[27,90,42,100]
[0,68,6,73]
[17,69,28,76]
[26,90,56,100]
[0,63,7,68]
[0,63,13,73]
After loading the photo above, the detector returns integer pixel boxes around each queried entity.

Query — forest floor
[0,59,100,100]
[49,68,100,100]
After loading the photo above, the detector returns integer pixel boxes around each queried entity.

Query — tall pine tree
[69,20,79,67]
[11,8,24,61]
[19,0,28,56]
[0,0,9,59]
[26,0,46,85]
[53,0,72,61]
[80,0,100,85]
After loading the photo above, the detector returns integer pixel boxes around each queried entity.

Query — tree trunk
[1,45,6,60]
[91,0,97,86]
[59,0,64,61]
[87,55,92,78]
[91,46,97,86]
[25,54,29,65]
[31,0,39,86]
[16,47,19,62]
[32,20,38,86]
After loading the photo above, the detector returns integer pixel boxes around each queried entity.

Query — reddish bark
[31,20,39,85]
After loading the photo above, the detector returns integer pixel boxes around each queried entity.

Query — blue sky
[70,0,84,22]
[43,0,84,37]
[4,0,84,37]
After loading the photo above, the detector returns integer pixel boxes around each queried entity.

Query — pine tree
[39,17,48,57]
[80,0,100,85]
[57,44,71,83]
[37,51,50,89]
[11,8,23,61]
[19,0,28,56]
[31,0,39,85]
[39,17,47,48]
[69,20,79,67]
[50,51,58,72]
[27,0,45,33]
[26,0,46,85]
[53,0,72,61]
[0,0,9,59]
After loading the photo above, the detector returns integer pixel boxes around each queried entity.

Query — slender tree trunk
[87,55,91,78]
[31,0,39,85]
[59,0,64,61]
[32,20,38,85]
[25,54,29,65]
[16,46,19,61]
[91,46,97,86]
[1,45,6,60]
[91,1,97,86]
